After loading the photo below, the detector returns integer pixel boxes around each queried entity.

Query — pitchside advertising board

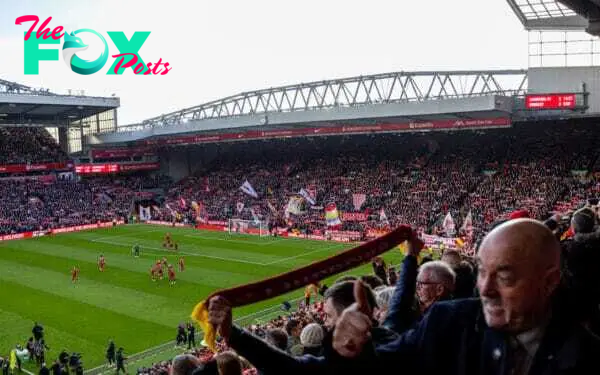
[525,94,576,110]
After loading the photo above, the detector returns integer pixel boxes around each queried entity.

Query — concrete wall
[158,145,221,181]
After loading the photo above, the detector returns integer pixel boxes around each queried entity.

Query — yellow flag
[191,300,217,352]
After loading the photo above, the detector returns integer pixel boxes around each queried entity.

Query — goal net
[228,219,269,237]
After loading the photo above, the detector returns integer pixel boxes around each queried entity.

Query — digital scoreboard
[525,94,576,110]
[75,163,159,175]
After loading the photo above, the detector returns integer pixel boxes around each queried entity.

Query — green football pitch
[0,224,404,369]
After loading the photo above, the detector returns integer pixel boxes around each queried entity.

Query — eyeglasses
[416,280,440,287]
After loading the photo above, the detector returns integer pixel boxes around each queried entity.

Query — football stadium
[3,0,600,374]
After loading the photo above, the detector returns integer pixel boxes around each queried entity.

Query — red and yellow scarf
[191,225,413,351]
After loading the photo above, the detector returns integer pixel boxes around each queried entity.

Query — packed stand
[0,175,171,235]
[0,128,67,165]
[161,121,600,239]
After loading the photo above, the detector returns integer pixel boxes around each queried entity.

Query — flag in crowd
[352,193,366,211]
[299,188,316,205]
[460,210,473,237]
[379,208,389,225]
[240,180,258,198]
[325,202,342,227]
[442,212,456,236]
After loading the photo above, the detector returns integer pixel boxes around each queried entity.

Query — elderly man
[415,261,455,314]
[384,236,453,334]
[333,219,600,375]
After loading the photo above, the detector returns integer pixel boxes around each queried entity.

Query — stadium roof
[507,0,600,34]
[121,70,527,131]
[0,79,120,127]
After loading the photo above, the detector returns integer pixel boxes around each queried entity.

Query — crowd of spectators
[2,121,600,241]
[0,128,67,165]
[0,175,171,235]
[158,121,600,240]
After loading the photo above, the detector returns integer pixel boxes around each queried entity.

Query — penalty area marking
[89,238,267,266]
[90,236,349,267]
[90,228,164,242]
[183,233,284,246]
[262,243,346,265]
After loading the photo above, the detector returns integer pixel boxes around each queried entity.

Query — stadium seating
[157,121,600,240]
[1,121,599,241]
[0,128,67,165]
[0,175,171,235]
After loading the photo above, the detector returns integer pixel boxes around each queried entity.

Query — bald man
[332,219,600,375]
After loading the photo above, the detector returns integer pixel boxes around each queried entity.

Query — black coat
[561,231,600,321]
[227,324,398,375]
[350,298,600,375]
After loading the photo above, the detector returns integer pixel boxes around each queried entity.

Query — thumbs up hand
[407,231,424,257]
[332,281,373,358]
[208,296,232,340]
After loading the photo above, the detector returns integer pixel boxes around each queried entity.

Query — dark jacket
[561,231,600,320]
[346,298,600,375]
[106,343,115,358]
[227,324,398,375]
[383,255,419,334]
[383,254,454,334]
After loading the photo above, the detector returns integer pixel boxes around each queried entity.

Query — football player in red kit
[71,266,80,283]
[98,254,106,272]
[168,265,176,286]
[178,257,185,272]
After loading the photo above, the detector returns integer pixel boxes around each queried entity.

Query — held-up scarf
[191,225,414,351]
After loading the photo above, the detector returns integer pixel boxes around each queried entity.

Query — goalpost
[228,219,270,237]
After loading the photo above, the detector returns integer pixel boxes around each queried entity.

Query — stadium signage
[0,221,125,242]
[15,15,172,75]
[91,147,155,159]
[75,162,159,174]
[50,222,118,234]
[525,94,576,110]
[0,162,73,174]
[141,118,511,146]
[341,212,369,221]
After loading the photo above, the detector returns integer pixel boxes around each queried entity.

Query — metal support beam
[123,70,528,132]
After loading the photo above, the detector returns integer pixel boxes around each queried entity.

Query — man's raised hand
[208,296,232,340]
[332,280,373,358]
[407,230,424,257]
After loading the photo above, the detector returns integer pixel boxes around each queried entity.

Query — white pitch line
[263,243,346,265]
[259,238,285,246]
[89,238,267,266]
[91,228,163,242]
[183,234,283,246]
